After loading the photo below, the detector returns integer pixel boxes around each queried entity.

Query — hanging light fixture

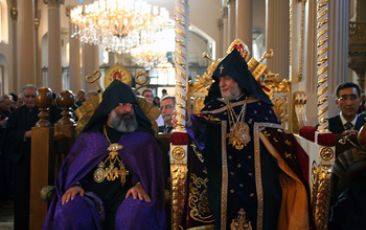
[129,19,175,69]
[70,0,170,54]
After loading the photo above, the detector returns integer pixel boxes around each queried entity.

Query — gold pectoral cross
[93,143,129,184]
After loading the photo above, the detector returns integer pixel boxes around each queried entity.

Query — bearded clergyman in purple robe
[43,80,166,229]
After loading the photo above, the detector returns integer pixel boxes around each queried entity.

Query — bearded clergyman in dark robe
[190,48,311,229]
[43,80,166,229]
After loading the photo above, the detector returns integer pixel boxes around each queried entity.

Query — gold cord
[224,98,251,150]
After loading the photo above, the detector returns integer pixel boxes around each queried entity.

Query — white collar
[339,112,358,126]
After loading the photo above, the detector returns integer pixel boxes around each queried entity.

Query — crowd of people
[0,49,365,229]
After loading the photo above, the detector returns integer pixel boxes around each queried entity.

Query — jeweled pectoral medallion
[229,121,251,150]
[94,167,106,183]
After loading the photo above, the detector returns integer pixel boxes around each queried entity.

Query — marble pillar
[327,0,349,116]
[10,2,18,92]
[265,0,289,78]
[236,0,252,52]
[227,0,236,44]
[16,0,36,91]
[218,6,229,57]
[68,22,81,94]
[303,0,319,126]
[47,0,62,93]
[81,43,99,92]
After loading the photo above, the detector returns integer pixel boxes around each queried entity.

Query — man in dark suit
[328,82,366,155]
[2,85,60,230]
[2,85,39,230]
[158,96,175,134]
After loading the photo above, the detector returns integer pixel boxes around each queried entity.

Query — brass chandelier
[70,0,170,54]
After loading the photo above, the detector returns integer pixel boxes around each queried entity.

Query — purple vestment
[43,131,166,230]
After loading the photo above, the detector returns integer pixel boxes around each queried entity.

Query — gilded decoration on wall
[104,64,133,87]
[293,91,307,133]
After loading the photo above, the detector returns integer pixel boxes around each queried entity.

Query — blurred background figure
[0,94,14,203]
[9,93,18,111]
[159,96,175,134]
[161,88,168,98]
[2,85,39,230]
[142,88,154,104]
[0,95,13,128]
[74,89,86,108]
[153,96,160,108]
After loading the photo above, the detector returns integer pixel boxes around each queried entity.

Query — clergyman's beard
[221,90,241,101]
[220,86,242,101]
[110,111,138,132]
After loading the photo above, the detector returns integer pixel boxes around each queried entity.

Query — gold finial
[247,49,274,81]
[86,70,102,93]
[259,49,274,62]
[86,70,101,84]
[202,52,215,62]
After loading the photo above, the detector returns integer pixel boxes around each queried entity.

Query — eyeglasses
[337,94,359,101]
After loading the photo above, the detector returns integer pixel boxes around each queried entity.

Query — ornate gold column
[236,0,252,51]
[171,0,189,229]
[313,1,335,229]
[45,0,63,93]
[16,0,36,90]
[227,0,236,43]
[265,0,289,78]
[67,7,81,94]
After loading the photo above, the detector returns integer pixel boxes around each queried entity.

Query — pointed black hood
[83,80,152,133]
[205,49,271,105]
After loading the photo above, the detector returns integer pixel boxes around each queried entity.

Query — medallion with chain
[93,126,129,184]
[225,98,251,150]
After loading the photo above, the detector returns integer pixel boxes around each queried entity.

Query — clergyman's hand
[125,182,151,202]
[61,186,85,205]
